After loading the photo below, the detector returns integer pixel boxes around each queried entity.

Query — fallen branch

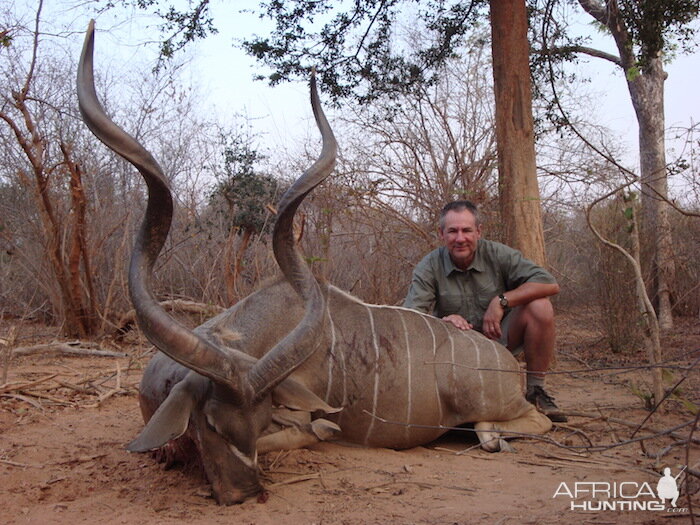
[115,300,225,339]
[10,343,126,358]
[0,374,58,393]
[0,393,44,410]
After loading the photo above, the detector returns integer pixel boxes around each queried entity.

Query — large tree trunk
[489,0,547,266]
[627,58,675,331]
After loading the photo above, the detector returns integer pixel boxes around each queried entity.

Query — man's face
[439,209,481,269]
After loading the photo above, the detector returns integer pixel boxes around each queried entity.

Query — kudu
[78,21,552,505]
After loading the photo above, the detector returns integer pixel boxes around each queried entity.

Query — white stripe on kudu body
[324,296,336,404]
[397,310,412,443]
[364,305,381,445]
[489,339,505,403]
[468,332,486,411]
[419,314,443,423]
[441,323,458,402]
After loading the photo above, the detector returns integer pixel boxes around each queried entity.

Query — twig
[53,453,107,465]
[0,374,58,393]
[564,411,700,445]
[17,390,75,406]
[1,326,17,385]
[362,410,698,453]
[267,472,320,488]
[0,457,43,468]
[653,440,693,462]
[424,360,696,376]
[0,393,44,410]
[685,410,699,524]
[366,480,475,493]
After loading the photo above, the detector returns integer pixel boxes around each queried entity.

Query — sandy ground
[1,314,698,524]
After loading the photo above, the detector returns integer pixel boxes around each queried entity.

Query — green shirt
[403,240,556,331]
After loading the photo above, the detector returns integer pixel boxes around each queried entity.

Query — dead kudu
[78,22,551,505]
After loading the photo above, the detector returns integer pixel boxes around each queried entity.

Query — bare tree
[0,4,98,336]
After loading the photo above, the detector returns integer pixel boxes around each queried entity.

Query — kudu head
[77,21,337,504]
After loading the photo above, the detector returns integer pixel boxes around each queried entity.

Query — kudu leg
[256,419,341,454]
[474,407,552,452]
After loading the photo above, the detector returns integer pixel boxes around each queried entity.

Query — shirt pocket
[437,292,463,316]
[475,281,500,310]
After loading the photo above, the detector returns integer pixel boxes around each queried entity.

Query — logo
[553,466,688,513]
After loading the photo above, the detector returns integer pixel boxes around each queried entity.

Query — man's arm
[497,282,560,309]
[481,281,560,339]
[404,272,474,331]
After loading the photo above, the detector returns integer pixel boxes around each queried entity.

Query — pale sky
[12,0,700,178]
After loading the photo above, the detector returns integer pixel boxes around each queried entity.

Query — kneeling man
[404,200,566,422]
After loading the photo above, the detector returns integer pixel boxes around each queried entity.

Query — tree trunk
[627,58,675,331]
[224,227,252,305]
[576,0,675,330]
[62,143,98,335]
[489,0,547,266]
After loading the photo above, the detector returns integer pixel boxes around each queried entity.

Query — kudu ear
[273,375,342,415]
[127,373,209,452]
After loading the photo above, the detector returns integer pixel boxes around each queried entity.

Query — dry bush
[669,210,700,317]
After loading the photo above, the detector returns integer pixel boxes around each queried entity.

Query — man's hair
[439,200,480,230]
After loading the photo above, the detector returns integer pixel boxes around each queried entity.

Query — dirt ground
[1,312,698,524]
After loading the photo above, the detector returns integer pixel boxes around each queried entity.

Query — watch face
[499,295,508,307]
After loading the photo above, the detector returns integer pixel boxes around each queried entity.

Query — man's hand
[482,297,505,340]
[442,314,472,331]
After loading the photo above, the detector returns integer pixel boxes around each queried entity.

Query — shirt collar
[440,243,485,275]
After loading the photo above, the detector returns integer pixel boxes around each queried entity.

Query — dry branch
[0,374,58,393]
[9,343,126,358]
[563,411,700,445]
[115,300,225,338]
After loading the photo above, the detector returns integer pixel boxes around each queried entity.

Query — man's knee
[522,297,554,326]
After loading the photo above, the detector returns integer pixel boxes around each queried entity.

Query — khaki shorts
[499,307,524,357]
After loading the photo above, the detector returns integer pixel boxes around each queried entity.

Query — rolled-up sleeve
[403,250,443,314]
[403,266,436,314]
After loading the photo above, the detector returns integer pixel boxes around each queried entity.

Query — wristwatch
[498,294,509,308]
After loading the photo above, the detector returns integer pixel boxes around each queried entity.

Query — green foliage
[531,0,699,73]
[0,29,13,48]
[116,0,218,67]
[124,0,489,103]
[628,381,654,410]
[617,0,699,65]
[243,0,490,103]
[625,64,641,81]
[210,134,278,235]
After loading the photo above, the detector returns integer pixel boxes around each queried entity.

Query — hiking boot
[526,385,568,423]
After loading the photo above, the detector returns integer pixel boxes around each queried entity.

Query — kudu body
[78,22,551,506]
